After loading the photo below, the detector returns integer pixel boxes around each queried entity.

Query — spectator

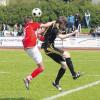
[85,10,91,28]
[90,26,100,37]
[13,23,18,36]
[82,15,87,28]
[67,14,75,33]
[1,23,10,36]
[17,24,23,36]
[75,13,81,33]
[1,23,7,31]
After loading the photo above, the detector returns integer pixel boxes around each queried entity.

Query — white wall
[0,0,9,6]
[92,0,100,5]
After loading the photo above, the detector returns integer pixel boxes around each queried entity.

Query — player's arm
[36,27,45,41]
[58,30,79,39]
[40,21,56,28]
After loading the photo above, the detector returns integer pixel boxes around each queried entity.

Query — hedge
[0,0,99,26]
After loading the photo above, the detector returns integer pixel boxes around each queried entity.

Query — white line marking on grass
[0,71,9,74]
[63,72,100,77]
[87,75,100,76]
[0,71,100,77]
[42,80,100,100]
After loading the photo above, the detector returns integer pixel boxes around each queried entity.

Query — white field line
[66,74,100,77]
[87,75,100,76]
[67,72,100,77]
[0,59,100,63]
[0,71,100,77]
[0,71,9,74]
[42,80,100,100]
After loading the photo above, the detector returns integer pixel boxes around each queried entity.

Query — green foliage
[78,1,100,26]
[0,0,100,26]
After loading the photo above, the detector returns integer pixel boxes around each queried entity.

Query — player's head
[24,16,33,24]
[56,16,67,30]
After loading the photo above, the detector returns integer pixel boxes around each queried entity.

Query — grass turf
[0,49,100,100]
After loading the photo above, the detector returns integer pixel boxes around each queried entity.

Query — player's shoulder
[32,22,40,25]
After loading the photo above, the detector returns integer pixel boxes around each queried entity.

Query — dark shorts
[43,43,65,64]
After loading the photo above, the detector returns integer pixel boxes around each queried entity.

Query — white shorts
[25,45,42,64]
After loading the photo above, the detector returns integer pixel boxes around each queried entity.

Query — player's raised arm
[58,30,79,39]
[40,21,56,28]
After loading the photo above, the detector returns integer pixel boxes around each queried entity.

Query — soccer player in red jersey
[23,16,55,89]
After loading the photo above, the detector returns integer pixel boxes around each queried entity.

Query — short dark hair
[56,16,67,31]
[56,16,67,25]
[24,16,33,23]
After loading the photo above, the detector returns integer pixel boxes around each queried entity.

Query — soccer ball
[32,8,42,17]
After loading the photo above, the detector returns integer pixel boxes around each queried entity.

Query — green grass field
[0,49,100,100]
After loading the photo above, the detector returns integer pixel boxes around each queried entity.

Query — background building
[92,0,100,5]
[0,0,9,6]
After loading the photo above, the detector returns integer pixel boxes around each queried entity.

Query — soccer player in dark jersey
[41,16,80,91]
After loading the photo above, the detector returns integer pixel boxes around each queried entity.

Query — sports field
[0,49,100,100]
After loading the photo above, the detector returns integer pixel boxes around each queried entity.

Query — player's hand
[74,30,79,33]
[73,30,79,37]
[52,20,56,23]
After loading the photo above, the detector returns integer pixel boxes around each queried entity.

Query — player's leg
[45,50,66,91]
[24,62,44,90]
[53,61,67,91]
[24,45,44,89]
[63,51,80,79]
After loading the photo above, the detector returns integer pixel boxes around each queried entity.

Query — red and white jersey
[22,22,40,48]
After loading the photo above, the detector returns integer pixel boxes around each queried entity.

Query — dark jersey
[42,24,59,48]
[42,24,65,64]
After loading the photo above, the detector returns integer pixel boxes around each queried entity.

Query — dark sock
[55,67,66,85]
[66,58,76,76]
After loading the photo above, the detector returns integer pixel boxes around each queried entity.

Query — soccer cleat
[52,82,62,91]
[23,78,30,90]
[73,72,81,80]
